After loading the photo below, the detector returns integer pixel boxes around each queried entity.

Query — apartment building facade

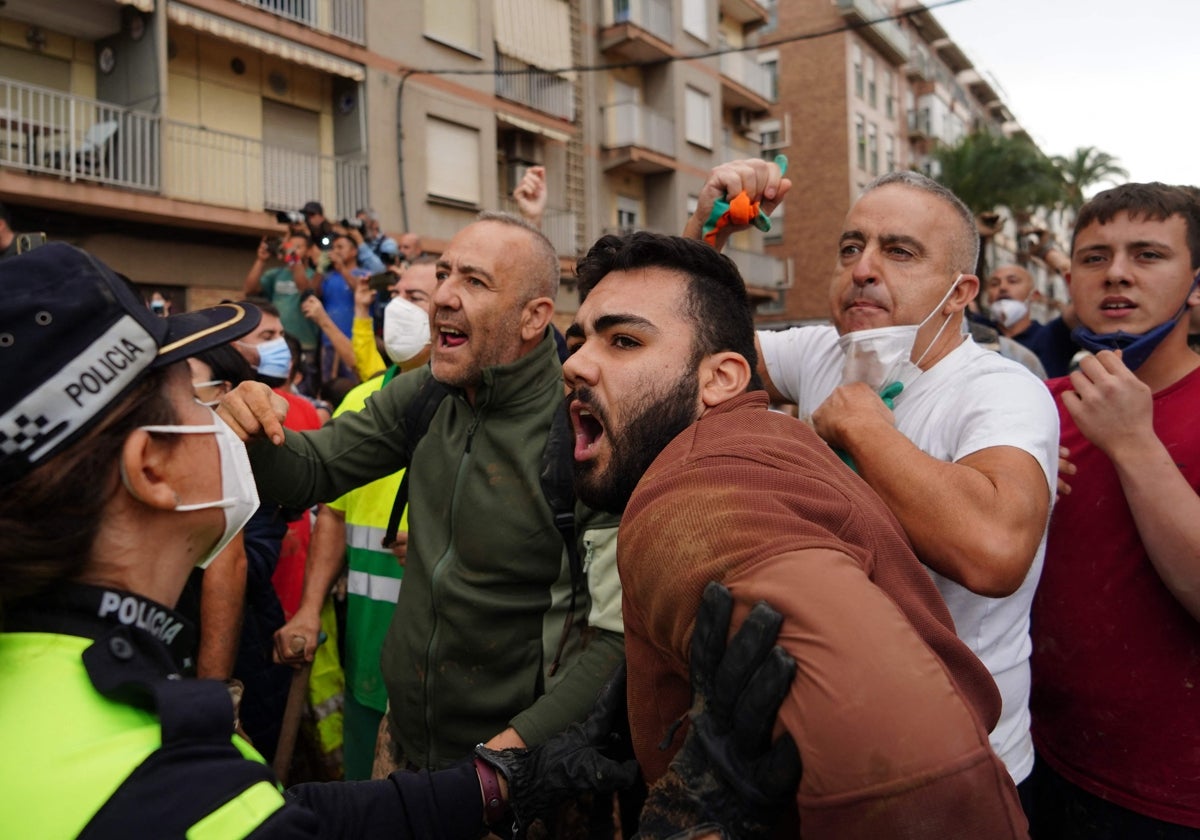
[0,0,785,320]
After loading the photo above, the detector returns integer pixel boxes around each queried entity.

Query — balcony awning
[497,112,571,143]
[117,0,156,13]
[167,2,365,81]
[493,0,571,74]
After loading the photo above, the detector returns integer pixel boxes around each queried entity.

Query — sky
[932,0,1198,190]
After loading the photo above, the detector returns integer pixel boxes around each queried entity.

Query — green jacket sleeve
[509,514,626,746]
[248,368,429,508]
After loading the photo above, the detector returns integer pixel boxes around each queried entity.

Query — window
[868,122,878,175]
[884,70,896,118]
[866,56,877,107]
[426,117,481,205]
[684,86,712,149]
[886,133,896,172]
[758,50,779,101]
[855,114,866,169]
[852,43,863,98]
[424,0,478,53]
[616,195,639,231]
[682,0,707,42]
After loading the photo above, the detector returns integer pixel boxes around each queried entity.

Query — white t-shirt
[758,324,1059,785]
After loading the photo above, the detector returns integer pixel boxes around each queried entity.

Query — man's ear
[699,352,751,409]
[521,297,555,342]
[120,430,181,511]
[948,274,980,312]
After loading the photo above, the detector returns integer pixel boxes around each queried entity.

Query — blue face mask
[255,336,292,380]
[1071,275,1199,372]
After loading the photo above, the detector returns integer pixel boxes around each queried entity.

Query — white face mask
[254,336,292,380]
[383,296,431,364]
[125,409,260,569]
[838,274,963,393]
[990,297,1029,328]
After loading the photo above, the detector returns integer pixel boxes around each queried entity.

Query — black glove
[637,581,801,839]
[476,663,640,835]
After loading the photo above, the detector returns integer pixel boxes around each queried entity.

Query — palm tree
[931,131,1065,276]
[1052,146,1129,213]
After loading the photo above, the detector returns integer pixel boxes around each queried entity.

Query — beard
[571,371,700,514]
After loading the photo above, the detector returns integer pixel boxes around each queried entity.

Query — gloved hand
[637,581,801,839]
[476,663,639,835]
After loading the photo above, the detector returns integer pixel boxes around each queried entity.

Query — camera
[275,210,304,225]
[264,235,283,258]
[367,271,395,294]
[15,232,48,254]
[340,217,365,231]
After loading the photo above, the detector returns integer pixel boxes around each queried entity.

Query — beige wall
[0,17,96,98]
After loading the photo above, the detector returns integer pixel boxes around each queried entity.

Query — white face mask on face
[990,297,1029,328]
[383,296,431,364]
[124,409,260,569]
[838,274,963,393]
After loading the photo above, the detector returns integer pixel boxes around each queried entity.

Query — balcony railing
[835,0,909,64]
[165,122,368,217]
[726,246,791,289]
[237,0,365,44]
[610,0,673,43]
[601,102,674,157]
[0,77,159,192]
[495,52,575,122]
[500,196,578,256]
[719,50,775,102]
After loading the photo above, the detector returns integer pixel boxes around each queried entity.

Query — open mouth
[438,326,469,348]
[570,400,607,462]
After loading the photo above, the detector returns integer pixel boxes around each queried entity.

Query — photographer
[243,233,321,395]
[355,208,400,270]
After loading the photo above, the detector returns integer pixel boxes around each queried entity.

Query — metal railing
[726,246,791,289]
[0,77,159,191]
[236,0,365,44]
[610,0,673,43]
[601,102,674,157]
[500,196,578,256]
[495,53,575,121]
[719,50,775,102]
[165,121,368,217]
[907,108,932,137]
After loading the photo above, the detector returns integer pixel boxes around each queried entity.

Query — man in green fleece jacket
[218,213,624,772]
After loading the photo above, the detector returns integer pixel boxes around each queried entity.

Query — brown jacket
[620,392,1027,839]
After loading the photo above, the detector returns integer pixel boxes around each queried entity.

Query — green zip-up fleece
[248,331,624,769]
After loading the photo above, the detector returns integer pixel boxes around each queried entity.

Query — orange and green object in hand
[702,154,789,246]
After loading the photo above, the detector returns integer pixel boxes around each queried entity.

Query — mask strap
[912,274,963,369]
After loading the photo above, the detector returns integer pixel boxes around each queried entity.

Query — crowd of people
[0,154,1198,839]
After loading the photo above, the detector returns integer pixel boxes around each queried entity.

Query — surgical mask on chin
[255,336,292,380]
[838,274,963,393]
[1071,277,1198,372]
[123,410,260,569]
[990,297,1029,328]
[383,296,431,364]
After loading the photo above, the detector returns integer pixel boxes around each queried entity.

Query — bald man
[985,263,1079,377]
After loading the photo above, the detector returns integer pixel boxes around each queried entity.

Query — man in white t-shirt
[684,162,1059,806]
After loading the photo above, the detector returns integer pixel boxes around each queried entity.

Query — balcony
[495,52,575,122]
[836,0,909,65]
[0,78,160,193]
[726,246,791,290]
[600,102,675,173]
[718,50,774,111]
[719,0,770,31]
[164,122,368,218]
[599,0,675,63]
[907,107,931,140]
[235,0,366,44]
[500,197,579,256]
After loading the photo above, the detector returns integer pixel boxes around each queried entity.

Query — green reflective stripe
[348,569,402,603]
[344,522,389,552]
[186,781,285,840]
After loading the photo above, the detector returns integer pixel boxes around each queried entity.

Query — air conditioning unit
[503,132,541,165]
[732,108,755,132]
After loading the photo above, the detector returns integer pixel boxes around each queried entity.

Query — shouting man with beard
[563,231,1027,839]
